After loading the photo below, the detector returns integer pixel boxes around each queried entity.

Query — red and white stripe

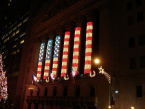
[36,43,45,80]
[51,36,60,79]
[72,27,81,75]
[37,62,42,80]
[61,32,70,77]
[51,58,58,78]
[84,22,93,74]
[43,60,50,79]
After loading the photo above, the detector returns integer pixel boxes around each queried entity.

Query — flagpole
[109,70,111,109]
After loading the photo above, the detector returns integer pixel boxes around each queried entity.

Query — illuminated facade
[16,0,145,109]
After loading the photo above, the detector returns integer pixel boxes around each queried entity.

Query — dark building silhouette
[0,0,31,108]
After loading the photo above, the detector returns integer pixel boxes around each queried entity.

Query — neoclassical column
[43,33,55,81]
[83,13,93,76]
[61,22,75,78]
[71,16,83,77]
[36,36,47,81]
[85,10,100,75]
[51,26,64,78]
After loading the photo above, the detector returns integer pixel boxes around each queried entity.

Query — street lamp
[94,58,112,109]
[94,58,100,64]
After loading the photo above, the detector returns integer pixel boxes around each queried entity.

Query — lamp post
[94,58,112,109]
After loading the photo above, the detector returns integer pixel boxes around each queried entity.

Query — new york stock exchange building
[15,0,121,109]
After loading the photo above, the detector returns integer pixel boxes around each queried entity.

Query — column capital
[84,11,93,21]
[41,35,48,42]
[74,16,85,27]
[48,30,56,39]
[56,26,65,36]
[64,21,75,31]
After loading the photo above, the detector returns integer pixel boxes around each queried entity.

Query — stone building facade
[15,0,145,109]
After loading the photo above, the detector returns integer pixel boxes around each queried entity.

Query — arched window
[53,86,57,97]
[75,86,80,97]
[63,86,67,97]
[30,90,33,96]
[34,103,38,109]
[28,103,31,109]
[90,86,95,97]
[44,87,47,96]
[37,88,40,96]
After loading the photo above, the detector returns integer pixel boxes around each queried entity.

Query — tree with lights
[0,53,8,103]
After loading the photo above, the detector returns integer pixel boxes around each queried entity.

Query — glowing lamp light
[108,105,111,108]
[115,90,119,94]
[95,58,100,64]
[131,106,135,109]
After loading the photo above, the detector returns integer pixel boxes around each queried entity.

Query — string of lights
[0,53,8,103]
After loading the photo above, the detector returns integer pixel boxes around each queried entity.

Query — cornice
[31,0,109,39]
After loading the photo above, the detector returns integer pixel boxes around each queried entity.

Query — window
[9,30,12,34]
[20,40,24,44]
[14,38,18,41]
[34,103,38,109]
[136,0,142,7]
[136,86,142,97]
[129,37,135,48]
[37,88,40,96]
[20,32,26,37]
[16,29,19,34]
[30,90,33,96]
[63,86,67,97]
[53,87,57,97]
[4,37,9,43]
[28,103,31,109]
[139,34,145,45]
[23,17,29,23]
[128,16,134,25]
[140,56,145,68]
[90,87,95,97]
[127,1,132,10]
[137,12,144,22]
[44,87,47,96]
[75,87,80,97]
[13,26,17,31]
[13,45,17,48]
[12,32,15,37]
[18,22,22,27]
[130,57,136,69]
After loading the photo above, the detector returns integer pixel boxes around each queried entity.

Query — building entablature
[31,0,109,39]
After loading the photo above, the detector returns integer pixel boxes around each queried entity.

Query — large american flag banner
[84,22,93,74]
[36,43,45,80]
[72,27,81,76]
[61,32,70,77]
[43,40,53,79]
[51,36,61,79]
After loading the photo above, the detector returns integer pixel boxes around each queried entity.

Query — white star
[98,66,104,74]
